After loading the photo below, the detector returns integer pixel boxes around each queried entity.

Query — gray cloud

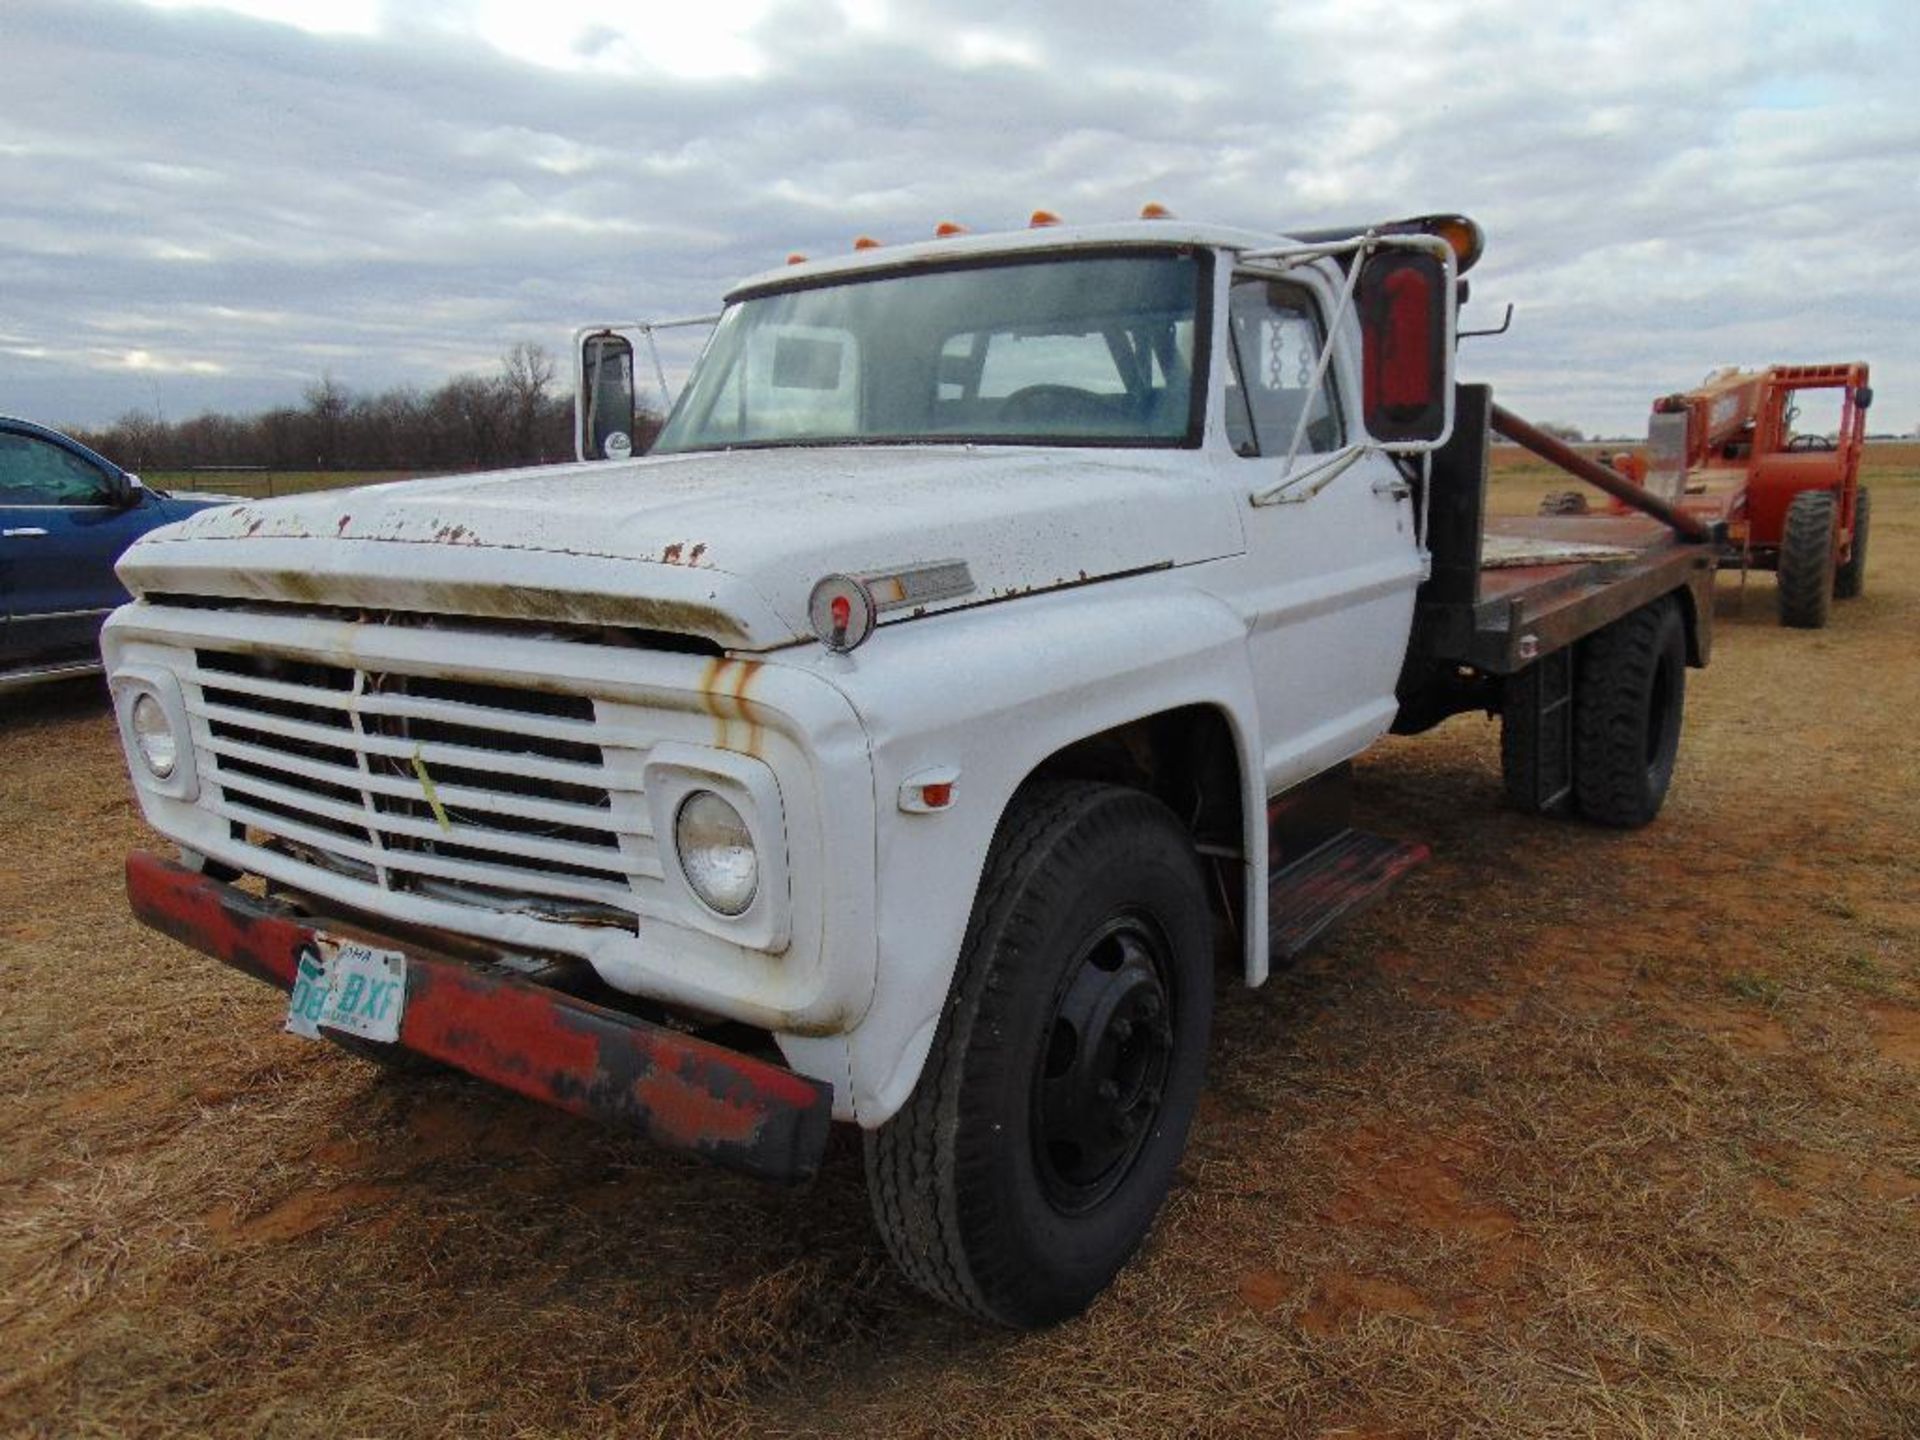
[2,0,1913,435]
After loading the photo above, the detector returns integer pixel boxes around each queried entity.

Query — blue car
[1,417,238,690]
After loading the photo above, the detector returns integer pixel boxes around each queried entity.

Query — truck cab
[106,213,1708,1327]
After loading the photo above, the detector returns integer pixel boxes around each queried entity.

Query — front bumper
[126,851,834,1184]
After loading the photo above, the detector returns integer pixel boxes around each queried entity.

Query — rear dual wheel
[1502,595,1688,828]
[865,782,1211,1328]
[1572,595,1687,828]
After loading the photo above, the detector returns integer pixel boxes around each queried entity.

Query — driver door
[1226,273,1424,791]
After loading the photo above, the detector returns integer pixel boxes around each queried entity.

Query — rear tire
[1777,490,1837,628]
[1834,486,1870,600]
[1501,655,1571,816]
[1573,595,1686,828]
[864,782,1212,1328]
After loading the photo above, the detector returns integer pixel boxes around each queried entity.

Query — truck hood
[120,446,1244,651]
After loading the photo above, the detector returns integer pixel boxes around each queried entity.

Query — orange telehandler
[1586,363,1873,628]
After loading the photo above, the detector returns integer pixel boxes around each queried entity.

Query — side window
[1225,277,1343,458]
[0,433,114,505]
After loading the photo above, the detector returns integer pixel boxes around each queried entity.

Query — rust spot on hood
[663,543,685,564]
[336,515,352,534]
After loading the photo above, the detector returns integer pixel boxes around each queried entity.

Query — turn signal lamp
[809,574,878,653]
[1029,209,1062,227]
[1140,202,1174,219]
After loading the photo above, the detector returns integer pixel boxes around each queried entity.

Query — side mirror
[1357,249,1451,446]
[106,466,137,508]
[579,331,637,461]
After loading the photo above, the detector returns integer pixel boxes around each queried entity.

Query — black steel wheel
[865,781,1212,1328]
[1032,913,1178,1214]
[1834,486,1870,600]
[1777,489,1837,628]
[1572,594,1687,828]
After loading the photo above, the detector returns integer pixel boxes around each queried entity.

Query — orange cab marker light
[935,221,967,237]
[1029,209,1062,228]
[1421,214,1484,273]
[920,782,954,809]
[786,253,808,265]
[853,235,881,250]
[1140,202,1174,219]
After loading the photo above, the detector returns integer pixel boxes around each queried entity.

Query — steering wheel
[998,384,1111,426]
[1785,434,1836,452]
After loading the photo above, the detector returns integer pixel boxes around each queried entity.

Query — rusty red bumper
[125,851,834,1184]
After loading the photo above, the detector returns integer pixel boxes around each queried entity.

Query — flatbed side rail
[1490,403,1715,542]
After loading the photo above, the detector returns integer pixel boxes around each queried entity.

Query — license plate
[286,936,408,1045]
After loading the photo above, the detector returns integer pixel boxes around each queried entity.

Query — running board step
[1268,828,1429,964]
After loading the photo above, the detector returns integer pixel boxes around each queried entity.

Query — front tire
[865,782,1212,1328]
[1777,490,1837,628]
[1573,595,1687,828]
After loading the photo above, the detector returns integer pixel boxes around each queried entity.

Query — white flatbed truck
[107,212,1714,1326]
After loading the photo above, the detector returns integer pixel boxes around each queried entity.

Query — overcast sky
[4,0,1915,437]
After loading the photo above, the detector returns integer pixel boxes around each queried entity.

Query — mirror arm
[1249,444,1373,507]
[637,324,674,411]
[1277,231,1375,473]
[1458,303,1514,341]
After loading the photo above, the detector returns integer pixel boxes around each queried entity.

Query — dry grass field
[3,450,1916,1438]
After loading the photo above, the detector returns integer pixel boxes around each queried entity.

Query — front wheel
[1777,490,1837,628]
[865,782,1212,1328]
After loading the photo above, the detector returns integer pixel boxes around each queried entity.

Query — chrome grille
[186,649,655,931]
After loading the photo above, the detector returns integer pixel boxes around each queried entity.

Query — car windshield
[652,251,1203,453]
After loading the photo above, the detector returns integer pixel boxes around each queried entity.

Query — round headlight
[674,790,758,916]
[131,692,178,779]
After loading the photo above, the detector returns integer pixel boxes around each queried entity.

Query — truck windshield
[653,251,1203,453]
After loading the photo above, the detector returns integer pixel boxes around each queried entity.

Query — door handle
[1372,476,1412,500]
[2,527,49,537]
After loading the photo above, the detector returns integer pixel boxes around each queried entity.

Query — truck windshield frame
[653,248,1211,454]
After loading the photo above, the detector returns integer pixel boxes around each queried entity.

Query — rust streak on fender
[698,656,733,748]
[729,659,765,757]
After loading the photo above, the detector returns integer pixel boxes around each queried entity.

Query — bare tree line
[72,344,662,475]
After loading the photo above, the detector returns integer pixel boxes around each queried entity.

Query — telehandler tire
[1572,595,1685,829]
[865,781,1212,1328]
[1834,486,1871,600]
[1777,490,1837,628]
